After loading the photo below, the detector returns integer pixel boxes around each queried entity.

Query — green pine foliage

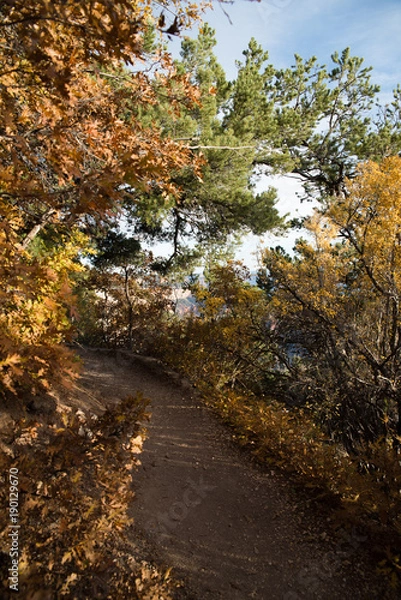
[126,25,283,269]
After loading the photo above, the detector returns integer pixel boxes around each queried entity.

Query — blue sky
[205,0,401,90]
[186,0,401,267]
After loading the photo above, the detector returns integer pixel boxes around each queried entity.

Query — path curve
[76,347,390,600]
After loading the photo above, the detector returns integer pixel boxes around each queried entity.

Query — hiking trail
[75,347,390,600]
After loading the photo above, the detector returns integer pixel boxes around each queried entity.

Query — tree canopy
[0,0,205,248]
[0,0,205,397]
[124,24,283,269]
[227,42,401,200]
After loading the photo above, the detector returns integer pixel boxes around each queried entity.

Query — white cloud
[236,174,317,269]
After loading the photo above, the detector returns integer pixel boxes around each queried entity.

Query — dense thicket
[263,158,401,451]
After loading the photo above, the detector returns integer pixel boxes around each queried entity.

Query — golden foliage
[0,0,203,235]
[0,393,176,598]
[0,0,204,401]
[0,205,88,398]
[159,261,274,392]
[263,157,401,449]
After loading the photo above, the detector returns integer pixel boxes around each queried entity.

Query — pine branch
[187,144,255,151]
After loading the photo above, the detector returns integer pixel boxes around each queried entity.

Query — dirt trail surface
[76,347,390,600]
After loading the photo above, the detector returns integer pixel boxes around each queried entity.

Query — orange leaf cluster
[1,0,203,238]
[0,393,176,598]
[0,0,204,400]
[0,207,87,398]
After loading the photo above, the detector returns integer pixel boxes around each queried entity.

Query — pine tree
[126,26,282,270]
[228,43,401,200]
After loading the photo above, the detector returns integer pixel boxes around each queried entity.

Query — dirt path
[75,348,390,600]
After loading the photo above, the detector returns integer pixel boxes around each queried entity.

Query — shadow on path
[77,347,388,600]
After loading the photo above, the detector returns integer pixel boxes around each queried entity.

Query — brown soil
[73,347,395,600]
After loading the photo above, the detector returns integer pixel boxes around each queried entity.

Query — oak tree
[262,157,401,450]
[0,0,204,397]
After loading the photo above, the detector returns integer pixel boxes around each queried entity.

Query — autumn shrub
[0,213,88,401]
[263,158,401,452]
[206,387,400,525]
[77,252,173,353]
[156,261,277,394]
[0,393,177,599]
